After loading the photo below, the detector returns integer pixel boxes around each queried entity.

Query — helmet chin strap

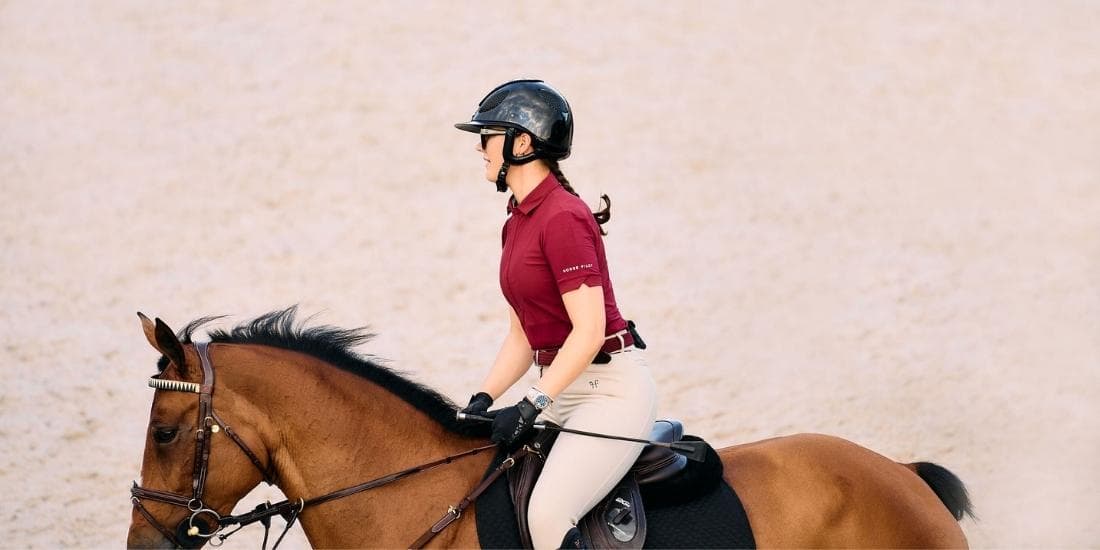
[496,128,539,193]
[495,161,510,193]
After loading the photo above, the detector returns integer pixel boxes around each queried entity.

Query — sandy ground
[2,1,1098,548]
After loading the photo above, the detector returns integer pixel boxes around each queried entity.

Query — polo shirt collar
[507,171,559,216]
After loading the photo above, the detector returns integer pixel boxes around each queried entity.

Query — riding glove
[490,398,540,447]
[460,392,493,418]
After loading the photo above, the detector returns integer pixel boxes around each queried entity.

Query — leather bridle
[129,342,507,549]
[131,342,277,547]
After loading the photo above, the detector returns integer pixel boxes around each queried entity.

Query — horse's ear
[138,312,158,350]
[155,318,190,379]
[139,313,190,379]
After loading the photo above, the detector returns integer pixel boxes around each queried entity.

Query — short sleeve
[542,209,602,294]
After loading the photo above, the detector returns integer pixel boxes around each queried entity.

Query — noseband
[131,342,276,547]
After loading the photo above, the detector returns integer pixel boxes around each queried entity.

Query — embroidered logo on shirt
[562,263,594,273]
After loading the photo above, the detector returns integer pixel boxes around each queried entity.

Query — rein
[214,443,498,549]
[130,342,502,549]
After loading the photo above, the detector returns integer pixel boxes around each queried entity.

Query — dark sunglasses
[480,128,508,149]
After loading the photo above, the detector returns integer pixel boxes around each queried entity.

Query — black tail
[912,462,975,521]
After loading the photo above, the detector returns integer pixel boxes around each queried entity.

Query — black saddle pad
[475,443,756,549]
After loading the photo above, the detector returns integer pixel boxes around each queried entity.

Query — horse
[127,308,973,548]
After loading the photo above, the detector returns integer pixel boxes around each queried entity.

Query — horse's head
[127,313,270,548]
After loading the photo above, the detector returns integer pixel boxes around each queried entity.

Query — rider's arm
[477,306,534,400]
[533,283,605,399]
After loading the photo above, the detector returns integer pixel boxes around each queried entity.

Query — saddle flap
[507,427,560,550]
[579,473,647,549]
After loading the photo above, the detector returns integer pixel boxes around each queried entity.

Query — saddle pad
[475,447,756,549]
[641,479,755,549]
[475,447,526,549]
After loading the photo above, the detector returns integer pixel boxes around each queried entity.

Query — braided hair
[546,160,611,236]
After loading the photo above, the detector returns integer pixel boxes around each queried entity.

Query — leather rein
[130,342,503,549]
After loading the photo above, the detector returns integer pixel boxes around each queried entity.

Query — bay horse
[127,308,973,548]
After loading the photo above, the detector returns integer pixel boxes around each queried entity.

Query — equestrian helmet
[455,79,573,161]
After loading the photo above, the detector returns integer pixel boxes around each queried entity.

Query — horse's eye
[153,427,179,444]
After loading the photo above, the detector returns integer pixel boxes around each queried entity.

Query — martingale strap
[408,446,534,549]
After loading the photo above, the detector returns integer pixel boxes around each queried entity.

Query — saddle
[507,420,715,549]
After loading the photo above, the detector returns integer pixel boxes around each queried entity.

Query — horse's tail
[907,461,975,521]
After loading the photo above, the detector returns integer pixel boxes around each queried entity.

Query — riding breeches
[527,349,658,550]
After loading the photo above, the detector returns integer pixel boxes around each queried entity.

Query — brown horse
[127,308,973,548]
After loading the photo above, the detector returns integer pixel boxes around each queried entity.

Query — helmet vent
[537,89,566,114]
[479,89,510,113]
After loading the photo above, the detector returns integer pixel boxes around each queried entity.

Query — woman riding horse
[454,79,658,549]
[127,310,972,548]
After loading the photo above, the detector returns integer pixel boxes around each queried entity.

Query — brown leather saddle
[508,419,693,549]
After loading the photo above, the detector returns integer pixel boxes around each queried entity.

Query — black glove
[490,398,541,447]
[459,392,493,419]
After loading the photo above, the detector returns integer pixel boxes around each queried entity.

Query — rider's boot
[558,526,586,549]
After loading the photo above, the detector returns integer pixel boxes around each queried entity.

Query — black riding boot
[558,526,586,549]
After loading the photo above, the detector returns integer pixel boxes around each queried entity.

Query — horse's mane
[159,306,489,439]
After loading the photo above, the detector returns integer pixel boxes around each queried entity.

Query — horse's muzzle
[125,524,177,549]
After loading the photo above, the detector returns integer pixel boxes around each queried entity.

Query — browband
[148,377,201,394]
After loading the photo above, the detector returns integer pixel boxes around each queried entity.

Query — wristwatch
[525,387,553,411]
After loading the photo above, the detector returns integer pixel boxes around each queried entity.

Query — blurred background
[1,1,1097,547]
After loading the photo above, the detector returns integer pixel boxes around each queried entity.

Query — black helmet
[456,79,573,163]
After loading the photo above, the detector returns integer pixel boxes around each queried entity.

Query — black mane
[162,306,489,439]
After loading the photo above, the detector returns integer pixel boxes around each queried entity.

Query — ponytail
[546,160,611,236]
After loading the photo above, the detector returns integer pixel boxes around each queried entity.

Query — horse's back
[717,433,968,548]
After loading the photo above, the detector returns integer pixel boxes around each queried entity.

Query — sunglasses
[479,128,508,149]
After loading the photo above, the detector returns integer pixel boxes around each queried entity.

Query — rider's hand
[459,392,493,418]
[490,398,540,447]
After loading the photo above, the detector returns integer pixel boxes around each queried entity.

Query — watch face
[527,388,551,410]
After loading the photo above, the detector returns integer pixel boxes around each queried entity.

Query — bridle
[131,342,278,547]
[129,341,506,549]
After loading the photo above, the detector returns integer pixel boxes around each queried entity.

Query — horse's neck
[227,345,488,547]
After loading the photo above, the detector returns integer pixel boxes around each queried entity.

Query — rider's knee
[527,495,575,550]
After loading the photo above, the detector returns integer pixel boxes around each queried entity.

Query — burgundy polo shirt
[500,172,628,350]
